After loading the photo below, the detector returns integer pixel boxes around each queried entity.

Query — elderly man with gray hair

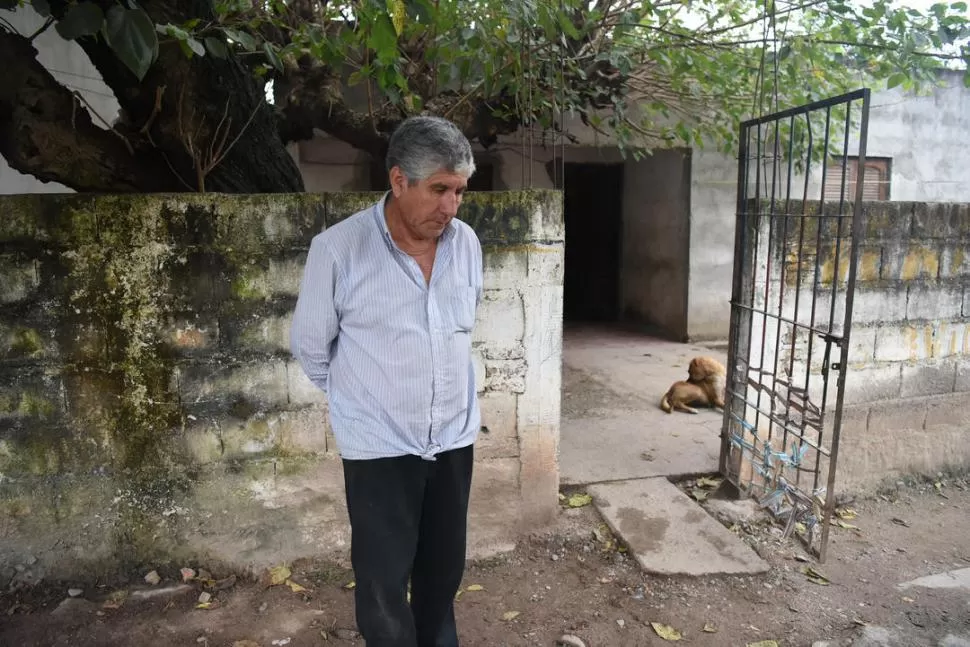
[290,116,483,646]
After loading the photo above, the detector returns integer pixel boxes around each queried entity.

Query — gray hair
[385,116,476,184]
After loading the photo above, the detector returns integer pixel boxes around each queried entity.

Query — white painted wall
[0,6,119,194]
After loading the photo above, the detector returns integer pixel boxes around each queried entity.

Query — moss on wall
[0,189,563,579]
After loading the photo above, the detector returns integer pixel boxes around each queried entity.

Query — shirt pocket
[448,286,478,333]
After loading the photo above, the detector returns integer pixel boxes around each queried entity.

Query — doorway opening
[562,162,624,323]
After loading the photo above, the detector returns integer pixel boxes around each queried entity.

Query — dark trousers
[342,444,474,647]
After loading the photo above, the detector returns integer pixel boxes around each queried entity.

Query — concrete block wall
[0,191,563,580]
[740,201,970,491]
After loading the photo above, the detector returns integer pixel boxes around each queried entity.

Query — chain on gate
[719,89,872,562]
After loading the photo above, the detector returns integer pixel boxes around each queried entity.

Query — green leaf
[55,2,104,40]
[102,6,158,81]
[886,72,906,89]
[263,41,283,71]
[204,36,228,59]
[186,36,205,56]
[32,0,51,17]
[222,28,257,51]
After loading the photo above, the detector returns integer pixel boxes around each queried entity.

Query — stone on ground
[587,477,768,576]
[897,567,970,591]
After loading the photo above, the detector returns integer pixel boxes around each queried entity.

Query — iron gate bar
[719,88,871,562]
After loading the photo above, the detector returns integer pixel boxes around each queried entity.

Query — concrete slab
[897,567,970,591]
[588,477,769,576]
[561,326,727,484]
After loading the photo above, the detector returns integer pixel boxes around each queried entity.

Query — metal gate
[719,89,871,562]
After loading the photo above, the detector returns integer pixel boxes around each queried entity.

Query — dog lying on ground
[660,356,726,414]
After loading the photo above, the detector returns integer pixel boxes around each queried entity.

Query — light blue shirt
[290,194,484,461]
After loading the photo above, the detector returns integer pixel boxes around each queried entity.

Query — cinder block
[862,202,911,240]
[867,397,926,434]
[953,203,970,239]
[286,361,327,408]
[473,290,524,358]
[923,393,970,430]
[881,244,941,281]
[230,256,306,301]
[161,317,219,355]
[840,363,902,404]
[911,202,956,239]
[931,321,970,359]
[874,323,933,362]
[483,249,528,290]
[906,284,964,321]
[476,391,518,459]
[954,358,970,392]
[226,313,292,355]
[177,361,288,418]
[0,256,39,304]
[0,323,55,361]
[527,245,565,286]
[278,407,330,454]
[483,359,527,394]
[851,286,906,325]
[941,244,970,278]
[900,359,957,398]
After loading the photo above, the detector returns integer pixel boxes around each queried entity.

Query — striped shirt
[290,193,484,461]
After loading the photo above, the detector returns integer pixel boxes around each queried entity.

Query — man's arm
[290,236,341,393]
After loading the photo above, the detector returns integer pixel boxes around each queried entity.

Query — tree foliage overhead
[0,0,967,193]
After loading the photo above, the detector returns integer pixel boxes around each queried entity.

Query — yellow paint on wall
[900,247,940,281]
[858,249,881,283]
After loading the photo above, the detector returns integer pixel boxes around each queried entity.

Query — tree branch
[0,30,178,192]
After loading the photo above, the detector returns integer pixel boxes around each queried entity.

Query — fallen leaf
[746,641,779,647]
[454,590,463,602]
[836,507,858,520]
[465,584,484,591]
[702,623,718,633]
[343,580,356,590]
[501,611,520,621]
[267,565,291,586]
[697,476,722,489]
[285,579,307,593]
[833,519,861,531]
[690,488,709,502]
[794,522,807,535]
[102,590,128,610]
[650,622,683,641]
[567,493,592,508]
[195,602,214,610]
[891,517,910,527]
[802,566,830,586]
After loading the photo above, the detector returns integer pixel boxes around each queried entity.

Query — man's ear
[389,166,408,197]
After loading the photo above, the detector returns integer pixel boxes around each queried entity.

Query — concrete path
[587,477,769,576]
[560,326,727,484]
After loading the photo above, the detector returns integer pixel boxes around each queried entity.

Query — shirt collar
[373,191,456,251]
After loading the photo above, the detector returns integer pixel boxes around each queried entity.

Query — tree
[1,0,967,194]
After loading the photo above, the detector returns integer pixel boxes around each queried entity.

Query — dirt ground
[2,474,969,647]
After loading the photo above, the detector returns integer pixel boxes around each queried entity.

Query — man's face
[390,167,468,241]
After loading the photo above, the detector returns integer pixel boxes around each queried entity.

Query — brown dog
[660,356,726,414]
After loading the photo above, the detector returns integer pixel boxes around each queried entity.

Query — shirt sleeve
[290,235,341,394]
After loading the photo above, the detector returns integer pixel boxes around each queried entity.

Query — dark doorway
[563,163,624,322]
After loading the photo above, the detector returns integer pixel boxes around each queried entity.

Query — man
[290,116,483,647]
